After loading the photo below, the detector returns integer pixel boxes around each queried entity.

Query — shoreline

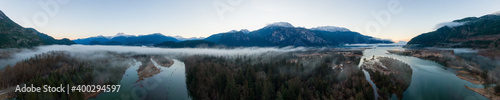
[465,86,500,100]
[456,70,485,84]
[388,49,499,99]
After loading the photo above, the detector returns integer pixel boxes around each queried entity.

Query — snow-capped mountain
[240,29,250,34]
[204,22,393,47]
[114,33,135,37]
[173,36,205,41]
[264,22,294,28]
[227,29,250,34]
[73,33,178,45]
[73,22,393,47]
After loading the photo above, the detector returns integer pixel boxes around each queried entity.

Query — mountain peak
[153,33,163,35]
[147,33,165,36]
[111,33,136,39]
[227,29,250,34]
[173,36,205,41]
[115,33,127,36]
[265,22,294,28]
[240,29,250,34]
[311,26,351,32]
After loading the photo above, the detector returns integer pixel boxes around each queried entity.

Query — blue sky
[1,0,499,42]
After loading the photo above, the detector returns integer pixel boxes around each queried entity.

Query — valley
[0,45,498,100]
[0,2,500,99]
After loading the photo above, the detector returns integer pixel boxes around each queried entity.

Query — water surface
[93,58,191,100]
[361,47,488,100]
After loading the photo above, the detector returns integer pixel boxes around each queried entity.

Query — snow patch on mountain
[265,22,294,28]
[240,29,250,34]
[173,36,205,41]
[89,33,160,40]
[113,33,135,38]
[115,33,132,37]
[228,30,238,33]
[95,35,114,39]
[311,26,351,32]
[100,33,136,39]
[228,29,251,34]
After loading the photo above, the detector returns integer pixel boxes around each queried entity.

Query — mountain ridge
[73,33,179,46]
[204,22,393,47]
[74,22,393,47]
[407,12,500,49]
[0,10,74,48]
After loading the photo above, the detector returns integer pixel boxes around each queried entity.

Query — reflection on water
[362,47,488,100]
[93,58,191,100]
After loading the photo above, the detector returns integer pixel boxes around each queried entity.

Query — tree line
[0,51,129,99]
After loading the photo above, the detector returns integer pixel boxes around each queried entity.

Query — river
[93,47,489,100]
[93,58,191,100]
[0,45,491,99]
[360,47,488,100]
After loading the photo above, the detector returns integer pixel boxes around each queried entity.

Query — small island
[134,55,174,82]
[361,56,413,100]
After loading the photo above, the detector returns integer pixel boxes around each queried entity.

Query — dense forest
[0,51,130,99]
[183,50,376,100]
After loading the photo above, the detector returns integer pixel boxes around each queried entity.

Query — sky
[0,0,499,42]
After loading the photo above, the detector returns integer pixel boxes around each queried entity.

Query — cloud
[434,21,467,29]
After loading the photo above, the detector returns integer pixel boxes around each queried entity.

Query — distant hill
[172,36,205,41]
[73,22,392,47]
[73,33,179,46]
[0,10,74,48]
[30,28,75,45]
[204,22,393,47]
[407,12,500,49]
[154,40,215,48]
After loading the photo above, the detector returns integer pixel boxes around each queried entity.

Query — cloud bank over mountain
[434,21,467,29]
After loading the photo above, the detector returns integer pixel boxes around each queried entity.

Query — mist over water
[0,45,310,68]
[0,45,495,100]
